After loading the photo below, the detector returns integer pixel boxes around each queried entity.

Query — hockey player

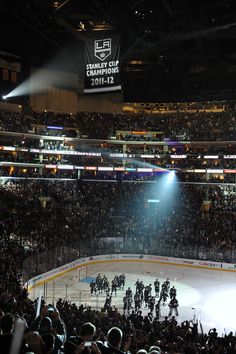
[104,293,112,311]
[165,278,170,292]
[120,274,125,289]
[144,286,151,308]
[155,298,161,320]
[96,273,101,282]
[154,278,160,297]
[160,283,168,305]
[139,281,144,293]
[111,279,118,296]
[126,287,132,298]
[127,295,132,313]
[168,296,179,317]
[97,280,102,294]
[123,295,128,313]
[134,292,141,312]
[135,279,140,292]
[90,280,96,296]
[148,296,155,313]
[103,276,109,292]
[147,284,152,295]
[170,286,176,300]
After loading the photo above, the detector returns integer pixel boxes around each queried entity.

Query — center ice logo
[94,38,111,61]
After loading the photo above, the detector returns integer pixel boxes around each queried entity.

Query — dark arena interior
[1,1,236,353]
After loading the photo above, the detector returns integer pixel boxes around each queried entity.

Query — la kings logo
[94,38,111,61]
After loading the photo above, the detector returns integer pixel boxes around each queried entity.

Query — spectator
[30,305,66,354]
[0,313,14,354]
[64,322,98,354]
[98,327,128,354]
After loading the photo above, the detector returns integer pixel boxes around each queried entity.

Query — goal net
[72,266,87,282]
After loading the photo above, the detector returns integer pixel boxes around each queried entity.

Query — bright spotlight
[2,95,7,100]
[167,170,176,182]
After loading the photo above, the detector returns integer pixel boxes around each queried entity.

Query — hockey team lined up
[90,274,179,318]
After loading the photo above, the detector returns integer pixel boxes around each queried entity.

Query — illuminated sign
[140,154,155,158]
[85,166,97,170]
[57,165,74,170]
[45,164,57,169]
[204,155,219,159]
[170,155,187,159]
[148,199,160,203]
[98,167,114,171]
[46,126,63,130]
[224,169,236,173]
[224,155,236,159]
[207,169,223,174]
[2,146,16,151]
[109,153,127,158]
[114,167,125,171]
[194,169,206,173]
[137,168,153,172]
[125,168,136,171]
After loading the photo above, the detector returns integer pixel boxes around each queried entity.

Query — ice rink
[31,261,236,335]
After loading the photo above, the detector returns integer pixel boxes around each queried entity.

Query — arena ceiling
[1,0,236,101]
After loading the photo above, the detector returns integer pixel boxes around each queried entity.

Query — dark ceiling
[1,0,236,101]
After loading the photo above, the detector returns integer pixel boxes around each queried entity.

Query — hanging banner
[84,34,121,93]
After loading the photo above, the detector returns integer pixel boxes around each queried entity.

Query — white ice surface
[31,261,236,335]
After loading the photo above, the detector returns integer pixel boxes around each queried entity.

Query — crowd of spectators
[0,111,30,133]
[1,137,236,178]
[0,180,236,353]
[80,171,236,184]
[37,128,77,138]
[1,106,236,353]
[1,109,236,182]
[1,109,236,141]
[1,134,236,155]
[39,141,73,151]
[0,180,235,284]
[32,111,79,129]
[1,294,236,354]
[1,137,236,159]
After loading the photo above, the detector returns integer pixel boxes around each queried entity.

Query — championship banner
[84,34,121,93]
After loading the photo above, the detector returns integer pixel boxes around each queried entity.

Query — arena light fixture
[2,95,7,100]
[167,170,176,182]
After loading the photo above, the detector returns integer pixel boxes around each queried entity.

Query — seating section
[1,107,236,353]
